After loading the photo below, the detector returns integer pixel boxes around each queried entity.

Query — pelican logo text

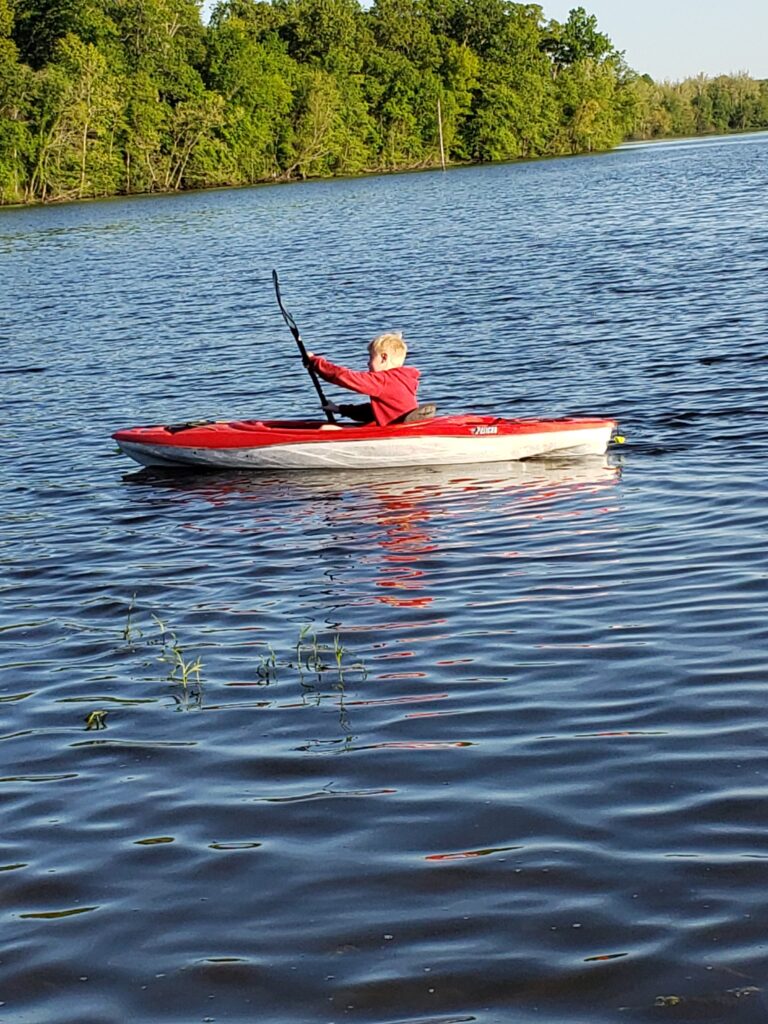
[471,425,498,435]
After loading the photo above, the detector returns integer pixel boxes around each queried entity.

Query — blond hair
[369,332,407,364]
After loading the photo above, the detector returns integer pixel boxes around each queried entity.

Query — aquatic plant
[84,709,108,730]
[115,604,368,720]
[296,625,325,673]
[293,626,366,683]
[257,644,279,682]
[121,594,143,645]
[118,600,206,706]
[152,614,203,691]
[246,625,368,730]
[333,635,345,672]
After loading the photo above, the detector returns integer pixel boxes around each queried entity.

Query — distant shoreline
[3,128,766,213]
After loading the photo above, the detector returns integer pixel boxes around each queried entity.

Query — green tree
[12,0,119,69]
[553,56,628,152]
[111,0,223,192]
[121,69,168,191]
[283,63,374,176]
[0,0,33,202]
[438,38,478,159]
[275,0,369,73]
[464,3,557,159]
[437,0,509,56]
[369,0,439,69]
[205,17,296,181]
[541,5,615,72]
[163,87,226,187]
[27,33,122,199]
[625,74,673,138]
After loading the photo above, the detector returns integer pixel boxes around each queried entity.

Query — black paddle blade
[272,270,300,339]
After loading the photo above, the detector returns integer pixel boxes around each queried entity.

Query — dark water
[2,133,768,1024]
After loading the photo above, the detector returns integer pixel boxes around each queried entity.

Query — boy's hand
[322,401,341,415]
[303,350,314,366]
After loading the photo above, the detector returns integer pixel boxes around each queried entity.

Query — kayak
[113,414,618,471]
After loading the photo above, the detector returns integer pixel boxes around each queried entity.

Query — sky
[542,0,768,81]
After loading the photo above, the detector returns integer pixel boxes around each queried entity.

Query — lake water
[2,132,768,1024]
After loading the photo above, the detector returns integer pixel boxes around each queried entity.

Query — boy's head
[368,332,407,372]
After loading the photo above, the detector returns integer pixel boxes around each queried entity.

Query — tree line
[1,0,766,205]
[630,73,768,140]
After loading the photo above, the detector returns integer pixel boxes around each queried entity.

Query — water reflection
[119,457,621,644]
[120,457,621,600]
[117,457,622,756]
[122,455,620,498]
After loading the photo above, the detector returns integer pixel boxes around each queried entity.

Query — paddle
[272,269,336,424]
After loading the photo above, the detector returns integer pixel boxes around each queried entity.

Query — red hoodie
[309,356,420,427]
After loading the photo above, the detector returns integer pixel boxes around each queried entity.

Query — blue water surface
[2,133,768,1024]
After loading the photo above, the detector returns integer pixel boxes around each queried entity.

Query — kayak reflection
[119,457,622,743]
[121,457,621,613]
[121,455,621,501]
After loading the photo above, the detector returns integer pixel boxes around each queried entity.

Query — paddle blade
[272,269,300,339]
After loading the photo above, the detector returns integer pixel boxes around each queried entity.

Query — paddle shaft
[272,270,336,424]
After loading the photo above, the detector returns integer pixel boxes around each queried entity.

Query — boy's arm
[340,402,374,423]
[322,400,374,423]
[308,355,392,398]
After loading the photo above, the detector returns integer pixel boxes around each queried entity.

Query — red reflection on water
[377,671,428,679]
[405,710,455,719]
[330,467,622,686]
[144,463,620,688]
[578,730,667,739]
[366,496,437,608]
[345,692,449,707]
[362,740,472,750]
[343,618,447,634]
[426,844,523,861]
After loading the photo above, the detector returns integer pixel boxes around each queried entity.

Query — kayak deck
[113,415,619,470]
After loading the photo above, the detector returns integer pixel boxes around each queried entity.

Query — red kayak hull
[113,415,618,470]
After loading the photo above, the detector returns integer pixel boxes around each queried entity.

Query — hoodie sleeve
[309,356,394,398]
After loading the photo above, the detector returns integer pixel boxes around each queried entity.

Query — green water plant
[166,646,204,690]
[121,594,143,645]
[293,627,365,678]
[84,709,108,730]
[296,626,325,673]
[115,603,369,720]
[152,614,203,691]
[291,626,367,686]
[333,635,345,674]
[295,624,313,667]
[257,644,278,682]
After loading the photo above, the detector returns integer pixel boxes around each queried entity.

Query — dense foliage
[1,0,766,204]
[628,73,768,141]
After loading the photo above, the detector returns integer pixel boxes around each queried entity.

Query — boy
[306,332,420,427]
